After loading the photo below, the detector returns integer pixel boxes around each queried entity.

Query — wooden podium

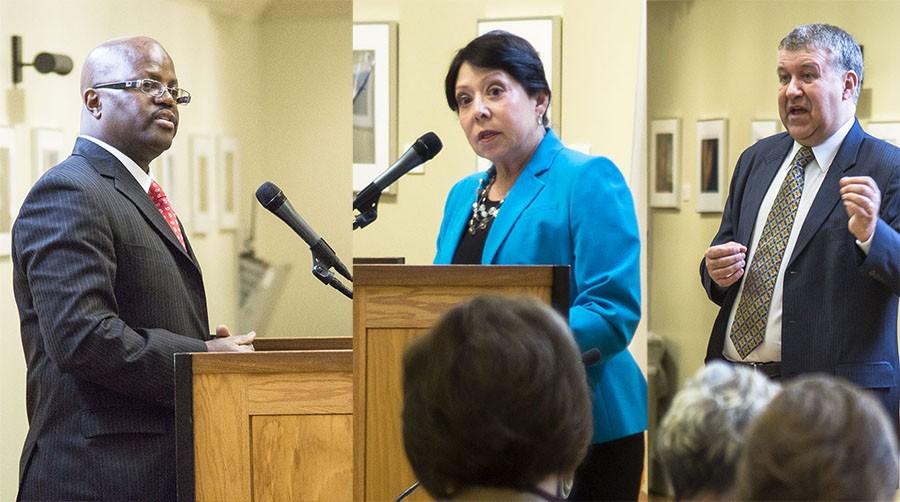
[353,265,568,501]
[175,337,353,501]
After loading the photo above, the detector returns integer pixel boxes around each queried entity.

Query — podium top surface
[353,264,568,287]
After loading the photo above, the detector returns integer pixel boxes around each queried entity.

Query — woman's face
[453,62,547,170]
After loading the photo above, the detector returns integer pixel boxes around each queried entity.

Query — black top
[451,199,501,264]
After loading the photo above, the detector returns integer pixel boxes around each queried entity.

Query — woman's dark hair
[444,30,551,126]
[401,295,591,498]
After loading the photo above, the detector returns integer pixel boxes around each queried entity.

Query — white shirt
[79,135,153,194]
[723,117,858,362]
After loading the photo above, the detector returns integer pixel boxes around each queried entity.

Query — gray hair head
[779,24,863,101]
[656,361,781,499]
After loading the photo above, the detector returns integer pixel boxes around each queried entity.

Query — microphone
[353,132,443,213]
[582,348,601,367]
[256,182,352,282]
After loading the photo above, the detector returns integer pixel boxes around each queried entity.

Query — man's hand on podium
[206,324,256,352]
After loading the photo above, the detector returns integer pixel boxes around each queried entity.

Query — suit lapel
[482,131,560,264]
[738,135,793,245]
[74,139,201,272]
[787,120,863,266]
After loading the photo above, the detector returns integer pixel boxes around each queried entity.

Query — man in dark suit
[13,36,255,501]
[701,24,900,426]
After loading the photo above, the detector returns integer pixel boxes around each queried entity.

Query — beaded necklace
[467,173,503,235]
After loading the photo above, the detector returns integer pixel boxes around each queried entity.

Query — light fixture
[11,35,73,85]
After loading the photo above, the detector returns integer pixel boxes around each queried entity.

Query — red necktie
[148,180,186,250]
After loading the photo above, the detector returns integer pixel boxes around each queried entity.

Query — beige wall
[0,0,350,497]
[352,0,648,372]
[648,0,900,392]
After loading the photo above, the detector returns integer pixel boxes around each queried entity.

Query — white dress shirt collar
[79,135,153,194]
[787,116,855,175]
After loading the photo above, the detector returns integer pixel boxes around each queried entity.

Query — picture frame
[649,119,680,208]
[751,120,779,145]
[352,22,398,193]
[696,119,728,213]
[31,127,64,181]
[0,127,15,256]
[190,135,215,234]
[867,121,900,147]
[476,16,562,172]
[217,136,239,231]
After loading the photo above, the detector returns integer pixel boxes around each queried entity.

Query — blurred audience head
[656,361,780,500]
[401,295,591,499]
[735,375,898,501]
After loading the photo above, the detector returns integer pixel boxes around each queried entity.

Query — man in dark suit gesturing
[701,24,900,426]
[13,37,255,501]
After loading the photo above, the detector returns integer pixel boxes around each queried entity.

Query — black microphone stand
[309,239,353,299]
[352,184,381,230]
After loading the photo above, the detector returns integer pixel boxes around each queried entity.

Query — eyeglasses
[93,79,191,105]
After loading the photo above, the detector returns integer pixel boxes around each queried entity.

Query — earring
[537,115,543,126]
[557,473,574,498]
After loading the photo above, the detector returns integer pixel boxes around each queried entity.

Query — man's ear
[83,89,102,118]
[842,70,859,101]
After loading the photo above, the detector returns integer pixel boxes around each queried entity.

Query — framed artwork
[867,122,900,147]
[353,22,398,193]
[649,119,680,208]
[190,135,215,234]
[696,119,728,213]
[0,127,15,255]
[31,127,64,181]
[217,137,239,230]
[476,16,561,172]
[751,120,779,145]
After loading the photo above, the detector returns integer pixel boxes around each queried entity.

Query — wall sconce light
[11,35,74,85]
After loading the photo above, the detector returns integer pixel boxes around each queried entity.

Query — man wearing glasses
[13,36,254,501]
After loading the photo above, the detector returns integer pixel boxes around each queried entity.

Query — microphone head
[411,132,443,161]
[256,181,285,211]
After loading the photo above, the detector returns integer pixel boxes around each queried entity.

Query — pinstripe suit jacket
[700,120,900,429]
[13,138,210,501]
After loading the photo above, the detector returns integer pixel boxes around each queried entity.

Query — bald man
[13,37,254,501]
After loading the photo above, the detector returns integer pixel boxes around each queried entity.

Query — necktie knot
[794,146,814,170]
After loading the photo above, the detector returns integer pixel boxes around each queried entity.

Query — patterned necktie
[730,146,814,359]
[149,180,186,250]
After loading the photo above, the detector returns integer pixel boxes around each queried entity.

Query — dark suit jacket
[700,120,900,427]
[13,138,210,501]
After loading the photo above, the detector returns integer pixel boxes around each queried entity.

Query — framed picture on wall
[190,135,215,234]
[31,127,64,181]
[649,119,680,208]
[353,22,398,194]
[696,119,727,213]
[217,136,239,231]
[476,17,562,172]
[751,120,779,145]
[0,127,15,256]
[867,122,900,147]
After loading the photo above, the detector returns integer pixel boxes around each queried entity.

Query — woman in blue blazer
[435,31,646,501]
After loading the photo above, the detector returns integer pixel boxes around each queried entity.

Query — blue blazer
[435,130,647,443]
[701,120,900,428]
